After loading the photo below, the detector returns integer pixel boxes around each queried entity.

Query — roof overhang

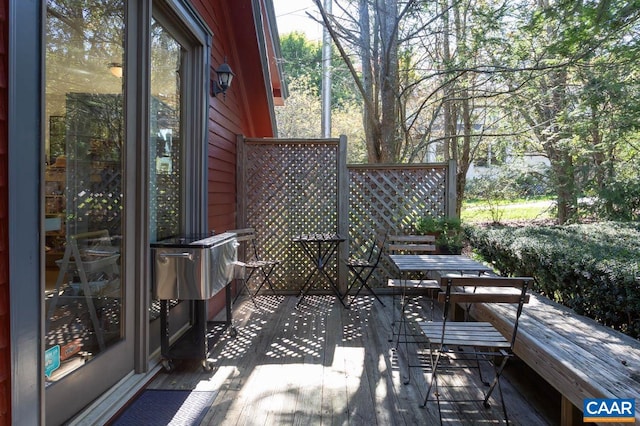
[228,0,286,136]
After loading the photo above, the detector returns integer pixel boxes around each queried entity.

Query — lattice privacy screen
[348,165,448,285]
[239,137,453,291]
[66,161,123,238]
[240,139,342,290]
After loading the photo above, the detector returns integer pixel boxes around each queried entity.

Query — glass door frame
[9,0,44,423]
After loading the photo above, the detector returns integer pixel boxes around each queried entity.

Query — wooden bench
[469,291,640,425]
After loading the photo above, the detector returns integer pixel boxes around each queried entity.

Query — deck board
[145,294,555,425]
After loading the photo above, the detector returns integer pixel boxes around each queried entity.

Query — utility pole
[321,0,332,138]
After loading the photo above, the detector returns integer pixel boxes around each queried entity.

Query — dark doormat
[110,389,217,425]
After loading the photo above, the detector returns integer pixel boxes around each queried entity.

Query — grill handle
[158,252,194,261]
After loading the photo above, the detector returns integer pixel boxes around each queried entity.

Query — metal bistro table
[389,254,495,375]
[389,254,495,277]
[292,233,347,308]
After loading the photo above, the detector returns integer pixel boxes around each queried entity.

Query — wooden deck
[146,294,558,425]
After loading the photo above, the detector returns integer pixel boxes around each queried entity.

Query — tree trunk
[549,69,576,224]
[549,150,577,224]
[454,0,470,218]
[378,0,400,162]
[441,0,453,161]
[358,0,381,162]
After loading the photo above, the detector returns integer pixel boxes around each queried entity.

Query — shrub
[415,215,464,253]
[466,222,640,338]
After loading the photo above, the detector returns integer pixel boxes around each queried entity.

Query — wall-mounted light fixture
[108,62,123,78]
[211,60,235,97]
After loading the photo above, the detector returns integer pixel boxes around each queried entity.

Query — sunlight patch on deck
[194,365,236,391]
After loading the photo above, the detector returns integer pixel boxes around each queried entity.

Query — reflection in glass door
[147,17,187,332]
[44,0,125,383]
[149,18,183,242]
[43,1,131,423]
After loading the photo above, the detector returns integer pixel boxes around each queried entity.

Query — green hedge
[465,221,640,339]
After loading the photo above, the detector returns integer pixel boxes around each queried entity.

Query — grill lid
[151,232,236,249]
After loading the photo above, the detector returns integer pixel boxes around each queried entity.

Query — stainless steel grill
[150,232,238,372]
[151,232,237,300]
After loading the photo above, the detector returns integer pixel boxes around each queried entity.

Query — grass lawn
[461,198,555,223]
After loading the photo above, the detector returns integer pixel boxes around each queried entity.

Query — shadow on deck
[116,294,560,425]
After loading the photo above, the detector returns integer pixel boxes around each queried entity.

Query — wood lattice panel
[153,169,181,239]
[348,164,449,286]
[66,161,123,238]
[242,140,341,290]
[239,138,452,292]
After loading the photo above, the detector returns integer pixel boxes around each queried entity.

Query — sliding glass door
[43,1,132,423]
[40,0,210,423]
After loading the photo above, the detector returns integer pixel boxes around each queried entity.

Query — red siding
[0,0,10,422]
[191,0,276,316]
[193,0,276,234]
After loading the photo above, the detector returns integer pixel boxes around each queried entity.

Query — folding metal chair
[230,228,280,308]
[387,235,440,345]
[342,230,387,308]
[418,275,531,424]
